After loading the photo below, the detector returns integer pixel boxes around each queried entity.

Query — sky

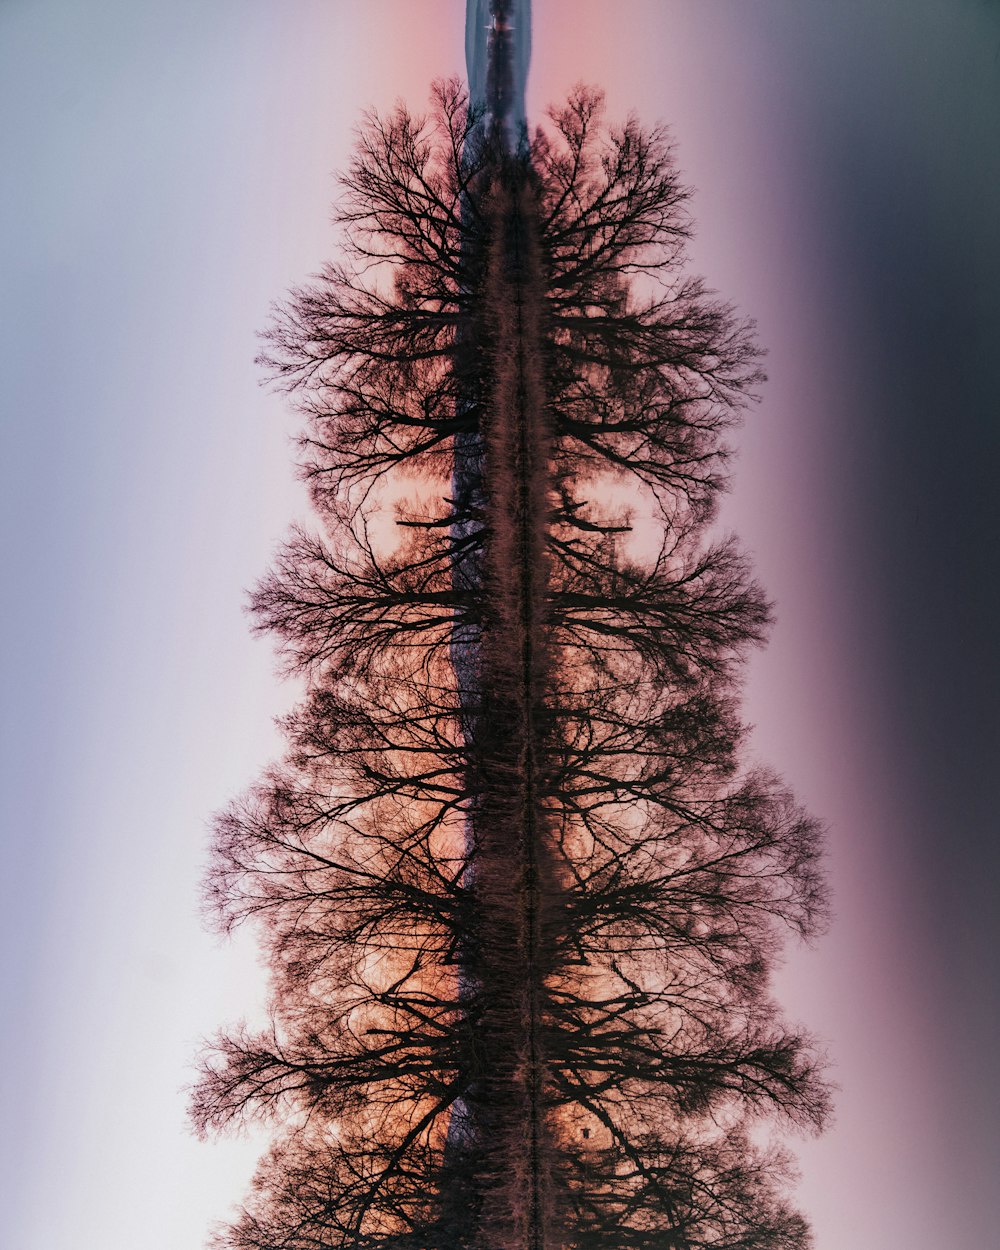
[1,3,998,1248]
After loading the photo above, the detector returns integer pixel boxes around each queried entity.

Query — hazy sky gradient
[2,3,997,1248]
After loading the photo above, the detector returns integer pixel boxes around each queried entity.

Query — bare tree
[191,82,828,1250]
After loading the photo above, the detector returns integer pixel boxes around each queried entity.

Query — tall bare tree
[191,80,828,1250]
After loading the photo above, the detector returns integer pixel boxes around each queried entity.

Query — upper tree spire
[466,0,532,150]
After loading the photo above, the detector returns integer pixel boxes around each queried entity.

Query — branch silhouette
[192,80,828,1250]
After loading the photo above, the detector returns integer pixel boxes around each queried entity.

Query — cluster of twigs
[191,82,828,1250]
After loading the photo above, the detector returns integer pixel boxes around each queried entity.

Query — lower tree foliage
[191,82,829,1250]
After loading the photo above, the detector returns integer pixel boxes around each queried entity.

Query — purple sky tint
[2,3,997,1248]
[528,4,999,1246]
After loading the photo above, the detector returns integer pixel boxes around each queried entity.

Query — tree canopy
[192,82,828,1250]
